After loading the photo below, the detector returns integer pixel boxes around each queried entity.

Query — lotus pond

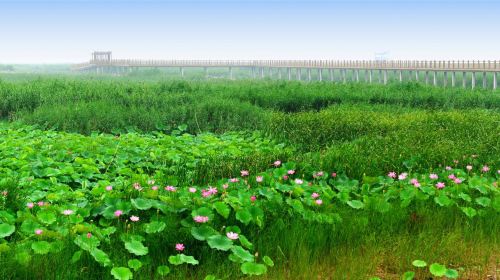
[0,124,498,279]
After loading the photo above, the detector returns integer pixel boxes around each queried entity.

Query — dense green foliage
[0,77,499,279]
[1,78,499,179]
[0,125,498,279]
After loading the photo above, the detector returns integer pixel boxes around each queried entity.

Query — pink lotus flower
[273,160,281,167]
[147,180,155,185]
[287,170,295,175]
[165,186,177,192]
[311,192,320,199]
[250,196,257,202]
[294,179,303,185]
[482,165,490,172]
[435,182,445,189]
[189,187,197,193]
[133,183,142,191]
[222,184,229,189]
[315,199,323,205]
[175,243,185,251]
[229,178,239,183]
[429,174,438,180]
[37,201,44,207]
[445,166,452,171]
[27,202,34,209]
[193,216,209,223]
[86,232,92,239]
[226,232,239,240]
[283,175,289,180]
[410,178,419,185]
[63,209,74,216]
[448,174,456,180]
[256,176,263,183]
[388,172,397,179]
[1,191,7,197]
[413,182,421,188]
[105,185,113,191]
[331,172,337,178]
[151,186,159,191]
[35,229,43,235]
[114,210,123,217]
[398,173,408,180]
[313,171,324,178]
[466,165,473,171]
[454,178,462,184]
[240,170,249,177]
[130,216,139,222]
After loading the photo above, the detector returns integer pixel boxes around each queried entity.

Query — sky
[0,0,499,63]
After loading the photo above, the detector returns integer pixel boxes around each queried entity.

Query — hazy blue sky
[0,0,499,63]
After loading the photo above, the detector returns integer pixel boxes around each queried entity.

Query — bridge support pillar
[451,72,456,87]
[377,70,382,83]
[307,68,312,82]
[278,68,282,80]
[251,67,256,79]
[329,69,333,81]
[463,72,467,88]
[383,70,388,85]
[409,70,413,81]
[444,71,448,87]
[482,72,487,88]
[369,70,373,83]
[204,67,208,79]
[355,69,359,82]
[415,71,419,82]
[472,72,476,89]
[260,67,265,79]
[494,72,497,90]
[342,69,346,83]
[319,69,323,81]
[433,71,437,86]
[297,68,301,80]
[229,67,233,80]
[399,71,403,82]
[180,67,184,78]
[287,68,291,81]
[425,71,429,85]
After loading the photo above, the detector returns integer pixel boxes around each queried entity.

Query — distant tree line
[0,65,15,72]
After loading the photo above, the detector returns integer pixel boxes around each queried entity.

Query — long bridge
[74,52,500,90]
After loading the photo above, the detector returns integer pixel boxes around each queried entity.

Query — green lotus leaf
[207,235,233,251]
[263,256,274,267]
[429,263,447,277]
[124,240,148,256]
[128,259,142,271]
[347,200,364,209]
[168,254,199,265]
[191,225,217,241]
[37,210,57,225]
[31,241,51,254]
[213,202,230,219]
[156,265,170,276]
[144,221,166,234]
[235,209,252,225]
[231,246,254,263]
[90,248,112,267]
[131,198,153,210]
[411,260,427,267]
[240,262,267,275]
[402,271,415,280]
[445,268,459,279]
[0,224,15,238]
[111,267,133,280]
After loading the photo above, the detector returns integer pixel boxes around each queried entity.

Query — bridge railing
[87,59,500,71]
